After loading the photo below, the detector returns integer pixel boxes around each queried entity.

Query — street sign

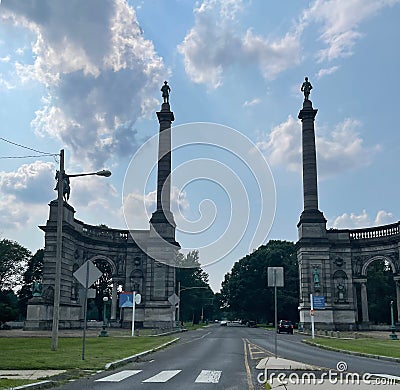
[73,260,102,288]
[267,267,284,287]
[313,295,326,309]
[119,292,134,308]
[168,293,180,306]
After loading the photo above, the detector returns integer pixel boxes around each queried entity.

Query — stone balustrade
[79,223,129,241]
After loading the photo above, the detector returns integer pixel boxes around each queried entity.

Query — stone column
[298,100,319,212]
[155,103,174,216]
[360,280,369,323]
[111,280,118,321]
[353,283,359,322]
[394,277,400,324]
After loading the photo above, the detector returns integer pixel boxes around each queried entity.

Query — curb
[12,380,53,390]
[105,337,180,369]
[303,339,400,363]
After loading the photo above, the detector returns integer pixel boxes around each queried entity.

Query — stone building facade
[25,101,179,330]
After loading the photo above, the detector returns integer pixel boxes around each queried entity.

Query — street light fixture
[51,149,111,351]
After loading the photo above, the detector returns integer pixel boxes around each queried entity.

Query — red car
[278,320,294,334]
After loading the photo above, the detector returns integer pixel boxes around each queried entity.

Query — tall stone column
[360,280,369,323]
[394,277,400,324]
[146,88,180,328]
[298,99,325,224]
[111,280,118,321]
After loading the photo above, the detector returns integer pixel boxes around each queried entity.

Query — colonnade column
[394,276,400,324]
[360,280,369,323]
[111,280,118,321]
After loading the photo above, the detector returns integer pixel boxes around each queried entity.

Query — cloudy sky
[1,0,399,291]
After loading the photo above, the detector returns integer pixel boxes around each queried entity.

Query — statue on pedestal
[161,81,171,104]
[301,77,313,101]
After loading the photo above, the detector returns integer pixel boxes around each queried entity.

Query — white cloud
[316,65,339,78]
[123,186,189,230]
[330,209,396,229]
[2,0,166,168]
[302,0,400,62]
[178,0,301,88]
[0,55,10,63]
[243,98,261,108]
[0,161,55,232]
[0,161,55,204]
[257,116,380,177]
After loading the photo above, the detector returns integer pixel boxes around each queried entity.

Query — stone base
[299,308,356,330]
[24,302,82,330]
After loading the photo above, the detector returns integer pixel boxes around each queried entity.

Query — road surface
[53,323,400,389]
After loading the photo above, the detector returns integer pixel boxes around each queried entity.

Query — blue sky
[1,0,399,291]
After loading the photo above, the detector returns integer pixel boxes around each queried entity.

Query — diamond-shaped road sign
[168,293,180,306]
[73,260,102,288]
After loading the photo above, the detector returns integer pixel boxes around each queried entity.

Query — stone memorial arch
[297,79,400,330]
[25,86,180,330]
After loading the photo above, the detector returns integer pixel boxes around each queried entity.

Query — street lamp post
[100,297,109,337]
[389,300,398,340]
[51,149,111,351]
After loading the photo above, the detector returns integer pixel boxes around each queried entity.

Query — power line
[0,137,57,156]
[0,155,57,159]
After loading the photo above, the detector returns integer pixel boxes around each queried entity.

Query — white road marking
[195,370,222,383]
[142,370,181,383]
[95,370,142,382]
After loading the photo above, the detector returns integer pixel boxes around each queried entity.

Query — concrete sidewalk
[0,370,65,380]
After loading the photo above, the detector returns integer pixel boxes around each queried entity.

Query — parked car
[247,320,257,328]
[278,320,294,334]
[220,320,227,326]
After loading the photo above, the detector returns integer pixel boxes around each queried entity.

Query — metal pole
[82,260,89,360]
[310,293,315,339]
[274,269,278,359]
[390,300,398,340]
[131,292,136,337]
[177,281,181,325]
[51,149,64,351]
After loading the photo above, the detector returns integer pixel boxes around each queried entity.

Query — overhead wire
[0,137,59,161]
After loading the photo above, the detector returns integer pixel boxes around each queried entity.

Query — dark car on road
[278,320,293,334]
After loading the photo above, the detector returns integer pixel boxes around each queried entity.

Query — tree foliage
[176,250,216,323]
[365,259,396,324]
[0,238,31,291]
[0,290,19,326]
[220,240,298,324]
[18,249,44,318]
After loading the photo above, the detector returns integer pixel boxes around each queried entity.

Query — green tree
[176,250,215,323]
[0,238,31,291]
[0,290,19,326]
[220,240,298,324]
[365,259,396,324]
[18,249,44,318]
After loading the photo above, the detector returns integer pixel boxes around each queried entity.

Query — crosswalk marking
[142,370,181,383]
[195,370,222,383]
[95,370,142,382]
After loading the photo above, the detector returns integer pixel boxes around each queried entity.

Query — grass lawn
[0,379,42,390]
[307,337,400,358]
[0,335,174,370]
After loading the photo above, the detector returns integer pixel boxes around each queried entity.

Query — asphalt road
[53,324,400,389]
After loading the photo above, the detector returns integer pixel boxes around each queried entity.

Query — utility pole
[51,149,64,351]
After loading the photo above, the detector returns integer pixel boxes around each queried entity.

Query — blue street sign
[119,292,133,308]
[313,296,326,309]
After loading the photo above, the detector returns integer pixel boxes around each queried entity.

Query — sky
[1,0,399,292]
